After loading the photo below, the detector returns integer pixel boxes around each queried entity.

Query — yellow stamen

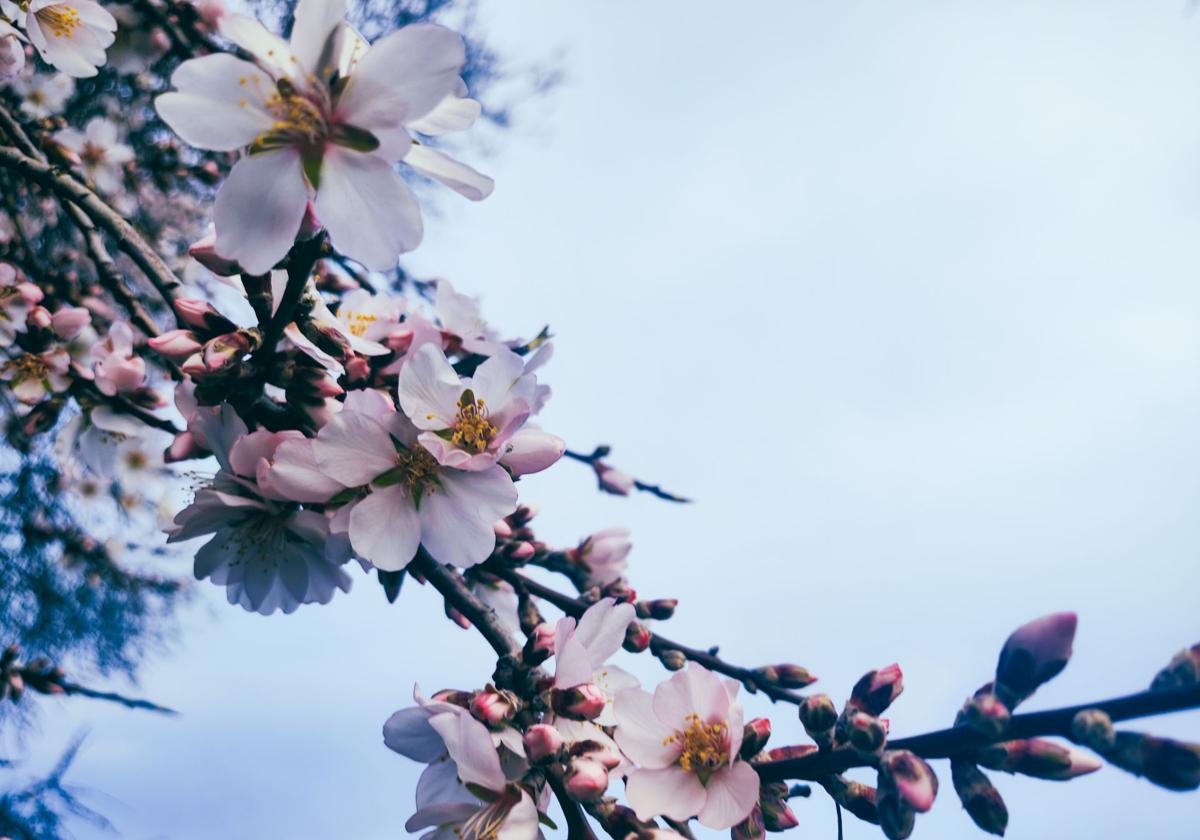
[666,714,731,774]
[451,390,497,453]
[38,5,82,39]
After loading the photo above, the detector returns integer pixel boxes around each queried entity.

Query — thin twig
[411,552,521,658]
[57,680,177,714]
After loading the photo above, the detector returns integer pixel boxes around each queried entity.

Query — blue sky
[12,1,1200,837]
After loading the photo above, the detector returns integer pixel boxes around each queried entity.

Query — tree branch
[411,552,521,658]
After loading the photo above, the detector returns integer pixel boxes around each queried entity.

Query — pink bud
[469,688,518,727]
[995,612,1077,708]
[343,353,371,383]
[740,717,772,760]
[552,684,607,720]
[564,758,609,801]
[50,306,90,339]
[148,329,204,360]
[493,519,514,539]
[506,541,535,561]
[26,306,52,330]
[180,353,206,377]
[502,428,566,477]
[880,750,938,812]
[202,332,251,373]
[850,664,904,716]
[593,462,635,496]
[977,738,1101,781]
[188,230,241,276]
[622,622,652,653]
[16,281,43,306]
[175,298,236,334]
[528,623,556,655]
[523,724,564,762]
[576,741,623,770]
[165,431,202,462]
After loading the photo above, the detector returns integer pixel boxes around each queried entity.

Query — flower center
[4,353,48,382]
[245,77,331,155]
[671,714,730,774]
[376,441,441,504]
[456,786,523,840]
[452,389,497,454]
[81,142,108,167]
[38,5,82,39]
[341,310,377,337]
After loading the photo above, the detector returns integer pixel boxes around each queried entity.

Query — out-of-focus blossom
[573,527,632,586]
[0,263,43,347]
[93,322,147,395]
[24,0,117,78]
[9,70,74,118]
[613,664,760,829]
[1,348,70,404]
[0,21,25,78]
[156,0,492,273]
[55,117,133,193]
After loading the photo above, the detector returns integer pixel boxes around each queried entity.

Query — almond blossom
[0,21,24,78]
[1,347,70,404]
[613,664,760,830]
[7,67,73,117]
[266,388,517,570]
[168,406,352,614]
[0,263,43,347]
[92,321,146,396]
[22,0,117,78]
[54,117,133,194]
[553,597,638,726]
[154,0,492,274]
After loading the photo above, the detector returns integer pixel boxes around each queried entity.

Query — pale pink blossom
[54,117,133,193]
[553,598,639,726]
[0,21,25,79]
[613,664,760,830]
[2,347,70,404]
[24,0,117,78]
[93,322,146,396]
[574,527,633,586]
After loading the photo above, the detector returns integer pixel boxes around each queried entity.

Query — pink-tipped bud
[977,738,1101,781]
[26,306,52,330]
[622,622,652,653]
[551,683,607,721]
[522,623,556,667]
[842,710,887,756]
[995,612,1076,709]
[877,792,915,840]
[961,689,1011,739]
[1151,642,1200,691]
[951,760,1008,836]
[50,306,90,339]
[174,298,237,334]
[504,541,536,562]
[1071,708,1116,752]
[502,429,566,477]
[16,281,43,306]
[165,431,202,463]
[148,329,204,360]
[188,230,241,276]
[180,353,206,377]
[657,649,686,671]
[732,804,766,840]
[291,366,344,398]
[202,331,253,373]
[759,663,817,690]
[469,687,519,727]
[740,717,772,760]
[430,689,472,708]
[635,598,678,621]
[564,758,609,801]
[593,461,635,496]
[760,795,799,831]
[523,723,563,762]
[849,663,904,716]
[493,519,514,539]
[573,740,623,770]
[343,353,371,384]
[799,693,838,746]
[880,750,939,812]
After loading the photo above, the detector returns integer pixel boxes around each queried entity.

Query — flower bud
[165,431,202,463]
[623,622,651,653]
[877,792,915,840]
[1071,708,1115,752]
[291,366,343,398]
[180,353,206,377]
[1151,643,1200,691]
[503,540,535,562]
[575,527,632,586]
[552,683,607,720]
[635,598,677,621]
[993,738,1102,781]
[824,775,879,824]
[731,804,766,840]
[760,794,799,831]
[657,649,686,670]
[148,329,204,360]
[994,612,1076,709]
[0,28,25,79]
[774,664,817,690]
[843,710,887,756]
[174,298,237,334]
[50,306,90,340]
[601,579,637,603]
[593,461,635,496]
[950,760,1007,836]
[879,750,938,812]
[202,331,255,373]
[502,428,566,477]
[765,744,818,762]
[849,663,903,716]
[960,689,1010,739]
[430,689,473,708]
[27,305,52,331]
[564,757,609,800]
[523,623,555,664]
[740,717,772,760]
[799,693,838,747]
[1105,732,1200,791]
[188,230,242,276]
[523,724,564,762]
[469,687,519,727]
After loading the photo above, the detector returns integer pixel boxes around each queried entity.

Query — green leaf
[331,123,380,153]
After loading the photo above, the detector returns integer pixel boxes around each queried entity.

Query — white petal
[289,0,346,78]
[397,343,462,430]
[418,466,515,568]
[408,95,482,136]
[403,144,493,201]
[427,710,506,793]
[612,688,680,770]
[653,664,730,732]
[625,766,707,823]
[382,706,442,762]
[348,485,420,571]
[312,402,396,486]
[156,54,275,151]
[698,763,761,830]
[313,147,422,270]
[218,15,293,79]
[213,149,310,275]
[265,437,345,502]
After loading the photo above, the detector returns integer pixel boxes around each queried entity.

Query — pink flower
[50,306,91,340]
[93,322,147,396]
[2,348,71,404]
[552,598,639,725]
[594,461,635,496]
[613,664,760,830]
[574,527,633,586]
[522,724,563,763]
[148,329,204,360]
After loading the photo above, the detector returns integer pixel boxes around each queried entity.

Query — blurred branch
[563,447,690,503]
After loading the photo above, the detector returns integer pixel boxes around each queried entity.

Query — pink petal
[624,765,707,823]
[697,762,760,830]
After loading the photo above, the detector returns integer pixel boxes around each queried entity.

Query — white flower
[167,406,353,615]
[398,344,539,472]
[92,321,146,395]
[0,262,43,347]
[9,70,74,118]
[24,0,117,78]
[55,117,133,193]
[267,388,517,570]
[1,347,70,404]
[155,0,492,274]
[574,528,633,586]
[0,21,26,79]
[552,598,638,726]
[613,664,760,830]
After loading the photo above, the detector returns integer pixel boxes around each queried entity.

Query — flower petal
[427,709,506,792]
[612,687,680,770]
[348,485,420,571]
[653,664,730,732]
[697,763,760,830]
[397,343,462,430]
[418,466,515,568]
[156,54,275,150]
[625,765,707,823]
[213,149,309,275]
[383,706,443,762]
[403,144,493,201]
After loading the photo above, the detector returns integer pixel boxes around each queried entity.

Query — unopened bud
[950,760,1007,836]
[740,718,772,760]
[552,683,607,720]
[1071,708,1115,752]
[849,664,904,716]
[623,622,651,653]
[761,793,798,831]
[27,305,52,330]
[961,689,1010,739]
[503,540,535,562]
[148,329,204,360]
[174,298,237,334]
[824,775,879,824]
[731,804,766,840]
[188,230,242,276]
[523,723,564,762]
[977,738,1101,781]
[469,688,519,727]
[635,598,677,621]
[879,750,938,812]
[1151,643,1200,691]
[1105,731,1200,791]
[291,366,343,398]
[843,710,887,756]
[799,693,838,747]
[22,398,64,436]
[994,612,1076,709]
[564,758,609,800]
[764,744,818,762]
[430,689,472,708]
[877,792,915,840]
[522,623,555,666]
[657,649,686,671]
[593,461,635,496]
[774,664,817,690]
